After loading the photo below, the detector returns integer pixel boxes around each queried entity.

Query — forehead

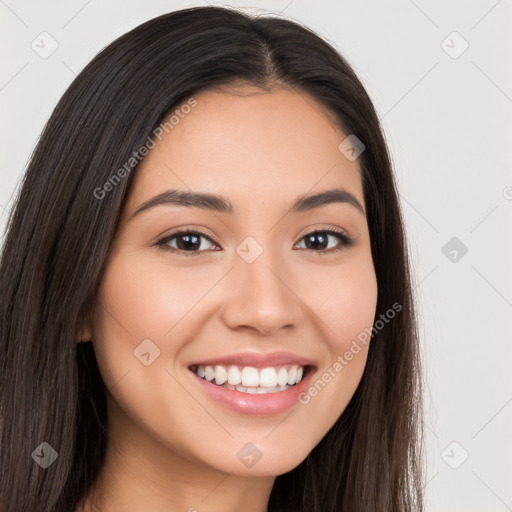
[126,88,363,213]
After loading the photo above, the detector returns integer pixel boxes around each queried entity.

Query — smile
[190,364,305,394]
[188,351,316,415]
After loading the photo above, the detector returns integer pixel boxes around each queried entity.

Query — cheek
[91,252,169,384]
[302,255,377,400]
[302,256,378,352]
[324,271,378,347]
[90,252,210,448]
[91,250,225,385]
[94,251,212,345]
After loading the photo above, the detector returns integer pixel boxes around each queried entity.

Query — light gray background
[1,1,511,510]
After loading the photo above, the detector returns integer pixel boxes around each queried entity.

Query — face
[84,87,378,477]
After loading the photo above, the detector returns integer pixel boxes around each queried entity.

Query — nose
[220,249,302,336]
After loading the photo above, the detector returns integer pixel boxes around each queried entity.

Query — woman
[0,6,423,511]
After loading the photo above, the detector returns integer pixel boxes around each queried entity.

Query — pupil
[306,233,327,250]
[177,234,200,250]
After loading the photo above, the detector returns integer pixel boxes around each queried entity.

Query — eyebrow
[129,187,365,220]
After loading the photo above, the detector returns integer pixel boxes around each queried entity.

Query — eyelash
[154,227,353,257]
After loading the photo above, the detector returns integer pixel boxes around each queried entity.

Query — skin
[77,87,378,512]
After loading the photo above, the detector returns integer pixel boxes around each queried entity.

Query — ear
[76,307,93,343]
[77,311,93,343]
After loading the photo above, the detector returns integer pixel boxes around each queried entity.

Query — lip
[188,352,316,416]
[188,350,315,369]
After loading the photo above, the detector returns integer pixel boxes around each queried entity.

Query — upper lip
[189,351,315,369]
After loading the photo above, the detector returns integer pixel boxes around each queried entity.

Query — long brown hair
[0,6,423,511]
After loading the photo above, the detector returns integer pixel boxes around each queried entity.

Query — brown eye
[295,229,353,253]
[155,230,218,256]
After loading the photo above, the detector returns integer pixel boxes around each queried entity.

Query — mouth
[188,363,311,394]
[187,351,316,415]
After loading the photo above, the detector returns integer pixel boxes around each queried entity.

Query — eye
[154,227,353,257]
[155,230,219,257]
[293,228,353,254]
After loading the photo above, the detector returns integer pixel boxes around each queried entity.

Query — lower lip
[190,367,315,416]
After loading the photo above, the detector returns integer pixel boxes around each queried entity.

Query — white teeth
[227,366,242,385]
[277,368,288,386]
[204,366,215,382]
[241,367,260,387]
[232,384,291,394]
[287,366,297,385]
[214,365,227,385]
[259,367,277,387]
[194,363,306,391]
